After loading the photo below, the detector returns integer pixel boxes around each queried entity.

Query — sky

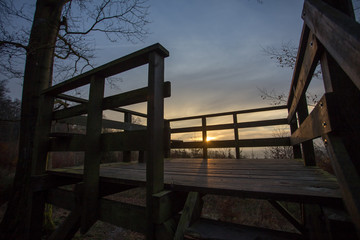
[91,0,306,119]
[6,0,306,118]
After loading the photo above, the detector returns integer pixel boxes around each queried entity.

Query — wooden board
[184,218,301,240]
[42,43,169,96]
[47,158,342,206]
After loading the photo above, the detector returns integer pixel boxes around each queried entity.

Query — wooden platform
[47,158,341,206]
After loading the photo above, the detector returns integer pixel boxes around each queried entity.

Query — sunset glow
[206,137,216,142]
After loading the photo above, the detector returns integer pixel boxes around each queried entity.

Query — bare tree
[0,0,150,239]
[264,128,293,159]
[257,87,319,106]
[262,41,322,79]
[0,80,21,121]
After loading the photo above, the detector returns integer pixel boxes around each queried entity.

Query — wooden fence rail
[287,0,360,235]
[30,43,170,239]
[168,105,290,159]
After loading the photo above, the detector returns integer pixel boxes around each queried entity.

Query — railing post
[233,114,240,159]
[320,31,360,236]
[164,120,171,158]
[202,117,207,159]
[289,119,302,159]
[297,96,316,166]
[146,51,165,239]
[28,94,55,239]
[123,112,132,162]
[81,75,105,233]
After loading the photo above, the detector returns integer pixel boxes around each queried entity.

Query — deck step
[184,218,302,240]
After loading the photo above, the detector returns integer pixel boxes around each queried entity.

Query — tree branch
[0,41,28,51]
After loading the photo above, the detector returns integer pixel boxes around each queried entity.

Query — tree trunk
[0,1,66,239]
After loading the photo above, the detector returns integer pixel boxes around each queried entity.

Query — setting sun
[206,136,216,142]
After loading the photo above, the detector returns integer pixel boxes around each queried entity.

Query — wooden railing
[168,105,290,159]
[32,43,170,236]
[287,0,360,234]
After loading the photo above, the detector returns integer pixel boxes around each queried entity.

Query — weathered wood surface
[57,94,148,118]
[47,158,341,205]
[46,187,147,234]
[81,75,104,233]
[171,138,291,149]
[52,82,170,120]
[171,118,288,134]
[287,30,321,123]
[169,105,287,122]
[174,192,203,240]
[290,94,332,145]
[42,43,169,96]
[184,218,301,240]
[58,115,146,131]
[49,130,147,152]
[303,0,360,90]
[146,51,166,239]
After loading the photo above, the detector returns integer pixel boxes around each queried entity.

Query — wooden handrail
[42,43,169,96]
[168,106,290,158]
[303,0,360,90]
[168,105,287,122]
[57,94,148,118]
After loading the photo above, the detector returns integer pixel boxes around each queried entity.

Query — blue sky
[93,0,305,118]
[7,0,306,119]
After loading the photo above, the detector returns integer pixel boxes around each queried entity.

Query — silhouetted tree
[0,0,150,239]
[0,80,20,121]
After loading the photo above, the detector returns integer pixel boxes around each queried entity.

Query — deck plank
[47,158,341,205]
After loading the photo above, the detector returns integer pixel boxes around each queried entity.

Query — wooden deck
[47,158,341,206]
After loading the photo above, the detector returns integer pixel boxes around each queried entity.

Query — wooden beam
[58,115,146,131]
[297,96,316,166]
[303,204,330,240]
[287,30,321,123]
[46,188,147,234]
[52,103,88,121]
[233,114,240,159]
[152,191,187,224]
[174,192,203,240]
[171,138,291,149]
[123,112,132,162]
[268,200,304,234]
[102,81,171,111]
[169,105,287,122]
[290,94,332,145]
[42,43,169,96]
[164,120,171,158]
[31,174,80,192]
[81,75,105,233]
[287,25,310,107]
[28,94,55,239]
[146,51,166,239]
[48,208,81,240]
[99,198,147,234]
[100,131,148,151]
[323,134,360,237]
[289,120,302,159]
[171,118,288,134]
[184,218,302,240]
[52,82,169,121]
[48,133,86,152]
[202,117,207,159]
[303,0,360,90]
[57,94,148,118]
